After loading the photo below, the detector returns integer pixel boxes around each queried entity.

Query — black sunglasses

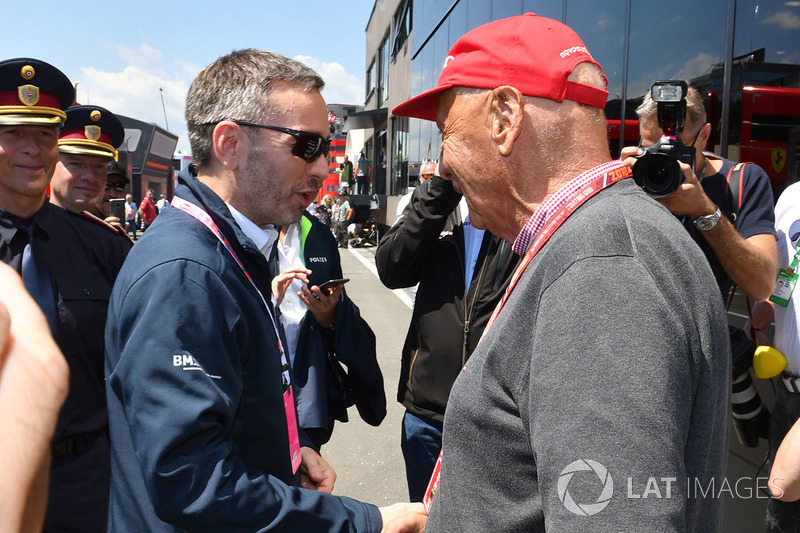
[227,119,331,162]
[105,182,126,192]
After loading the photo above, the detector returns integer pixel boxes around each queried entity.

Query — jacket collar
[175,171,258,255]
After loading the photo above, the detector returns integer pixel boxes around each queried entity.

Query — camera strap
[725,162,747,222]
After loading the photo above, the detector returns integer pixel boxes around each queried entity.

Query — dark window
[392,0,412,57]
[751,114,800,142]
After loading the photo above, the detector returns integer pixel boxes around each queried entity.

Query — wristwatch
[692,206,721,231]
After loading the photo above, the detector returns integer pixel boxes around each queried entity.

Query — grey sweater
[426,179,730,532]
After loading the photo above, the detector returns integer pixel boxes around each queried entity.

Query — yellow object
[753,346,788,379]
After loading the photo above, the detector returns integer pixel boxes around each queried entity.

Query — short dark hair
[185,49,325,169]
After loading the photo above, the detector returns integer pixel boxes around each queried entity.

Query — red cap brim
[392,83,454,122]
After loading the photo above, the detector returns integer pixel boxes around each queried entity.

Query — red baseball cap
[392,13,608,122]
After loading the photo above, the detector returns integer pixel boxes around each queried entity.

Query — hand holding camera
[630,81,695,198]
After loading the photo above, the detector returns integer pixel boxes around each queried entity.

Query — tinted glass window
[628,2,726,99]
[735,0,800,65]
[521,0,561,19]
[491,0,522,20]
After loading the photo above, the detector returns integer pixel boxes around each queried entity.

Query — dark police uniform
[0,58,131,532]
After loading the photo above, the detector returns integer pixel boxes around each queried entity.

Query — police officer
[50,104,124,210]
[0,57,132,532]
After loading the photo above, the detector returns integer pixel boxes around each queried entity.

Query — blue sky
[2,0,376,153]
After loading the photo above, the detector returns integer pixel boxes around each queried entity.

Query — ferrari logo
[18,85,39,106]
[772,148,787,174]
[85,125,101,141]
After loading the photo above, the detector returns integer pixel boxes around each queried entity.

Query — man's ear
[696,122,712,151]
[491,86,525,157]
[212,121,246,171]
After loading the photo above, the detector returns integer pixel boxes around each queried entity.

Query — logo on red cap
[560,46,592,59]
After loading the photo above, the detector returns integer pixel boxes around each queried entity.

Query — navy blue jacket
[274,212,386,445]
[105,174,382,532]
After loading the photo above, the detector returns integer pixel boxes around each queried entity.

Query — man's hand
[622,147,779,301]
[655,161,717,219]
[770,418,800,501]
[0,263,70,532]
[104,215,125,232]
[271,267,311,307]
[621,147,714,218]
[299,446,336,493]
[379,503,427,533]
[299,283,344,329]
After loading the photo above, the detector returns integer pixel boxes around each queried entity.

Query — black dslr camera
[632,80,696,198]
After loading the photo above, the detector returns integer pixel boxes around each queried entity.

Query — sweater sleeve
[525,256,724,531]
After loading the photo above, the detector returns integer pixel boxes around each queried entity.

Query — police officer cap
[107,159,130,184]
[58,105,124,160]
[0,57,74,127]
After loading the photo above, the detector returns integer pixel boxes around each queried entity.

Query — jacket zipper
[462,244,489,367]
[409,348,420,382]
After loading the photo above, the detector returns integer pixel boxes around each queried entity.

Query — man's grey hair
[636,82,707,133]
[185,48,325,168]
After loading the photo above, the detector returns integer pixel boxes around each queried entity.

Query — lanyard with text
[422,165,632,514]
[482,165,633,339]
[171,196,302,473]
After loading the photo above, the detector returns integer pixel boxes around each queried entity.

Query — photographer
[621,82,778,303]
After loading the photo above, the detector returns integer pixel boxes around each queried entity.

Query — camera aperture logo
[558,459,614,516]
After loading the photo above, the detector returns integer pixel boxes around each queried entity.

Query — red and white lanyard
[423,165,633,513]
[171,196,302,473]
[483,165,633,338]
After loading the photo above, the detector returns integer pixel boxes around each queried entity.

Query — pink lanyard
[423,165,632,513]
[171,196,302,472]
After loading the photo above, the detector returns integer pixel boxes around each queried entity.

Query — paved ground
[321,245,411,506]
[324,245,777,531]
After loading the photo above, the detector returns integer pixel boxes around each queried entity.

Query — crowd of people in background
[4,11,800,533]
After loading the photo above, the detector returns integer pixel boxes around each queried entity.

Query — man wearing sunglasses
[87,160,129,229]
[105,48,421,532]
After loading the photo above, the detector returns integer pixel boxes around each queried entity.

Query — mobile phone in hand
[109,198,125,221]
[317,278,349,291]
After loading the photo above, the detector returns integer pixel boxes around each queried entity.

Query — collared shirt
[0,208,26,271]
[459,197,485,290]
[226,203,279,257]
[512,160,629,255]
[273,223,306,364]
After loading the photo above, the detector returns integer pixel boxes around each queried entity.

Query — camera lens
[632,153,683,198]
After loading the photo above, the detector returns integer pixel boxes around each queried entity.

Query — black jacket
[375,177,520,422]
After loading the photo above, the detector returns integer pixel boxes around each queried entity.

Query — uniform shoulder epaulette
[74,210,135,243]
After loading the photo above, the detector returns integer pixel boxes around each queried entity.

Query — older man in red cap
[384,14,730,533]
[0,57,131,532]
